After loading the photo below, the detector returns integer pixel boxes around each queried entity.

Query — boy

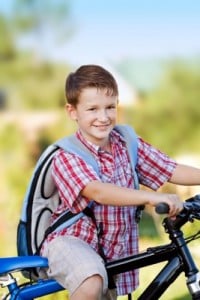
[41,65,200,300]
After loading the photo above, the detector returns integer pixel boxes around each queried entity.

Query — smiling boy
[41,65,200,300]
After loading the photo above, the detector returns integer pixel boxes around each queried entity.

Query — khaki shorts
[41,235,117,299]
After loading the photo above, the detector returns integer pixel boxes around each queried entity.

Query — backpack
[17,125,139,278]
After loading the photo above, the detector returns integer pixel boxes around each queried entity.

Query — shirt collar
[75,130,99,155]
[75,128,126,156]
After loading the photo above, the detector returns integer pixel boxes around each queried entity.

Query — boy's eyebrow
[85,104,98,109]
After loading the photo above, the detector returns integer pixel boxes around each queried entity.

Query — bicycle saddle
[0,256,48,275]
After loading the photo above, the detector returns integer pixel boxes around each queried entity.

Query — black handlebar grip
[155,203,169,214]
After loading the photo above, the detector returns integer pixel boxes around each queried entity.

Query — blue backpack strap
[42,135,98,237]
[114,125,143,222]
[114,125,139,189]
[54,127,142,225]
[56,127,139,188]
[54,135,99,174]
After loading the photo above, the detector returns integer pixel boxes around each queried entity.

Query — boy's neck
[76,129,111,153]
[100,140,111,153]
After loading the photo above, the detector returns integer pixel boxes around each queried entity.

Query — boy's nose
[98,110,108,121]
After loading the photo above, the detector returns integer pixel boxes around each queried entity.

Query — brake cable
[185,230,200,244]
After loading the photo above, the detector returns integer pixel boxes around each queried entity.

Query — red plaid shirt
[46,129,176,295]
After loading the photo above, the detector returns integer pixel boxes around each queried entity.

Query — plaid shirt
[47,129,176,295]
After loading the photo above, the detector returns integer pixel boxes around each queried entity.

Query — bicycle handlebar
[154,194,200,231]
[155,194,200,216]
[155,203,169,214]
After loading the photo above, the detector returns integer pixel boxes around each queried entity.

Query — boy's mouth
[94,124,111,130]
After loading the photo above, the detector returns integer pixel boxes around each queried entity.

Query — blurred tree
[12,0,75,60]
[126,61,200,156]
[0,15,16,60]
[0,0,74,62]
[0,0,75,110]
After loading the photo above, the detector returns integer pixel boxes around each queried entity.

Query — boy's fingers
[169,200,183,217]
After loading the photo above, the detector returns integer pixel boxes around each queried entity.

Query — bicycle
[1,194,200,300]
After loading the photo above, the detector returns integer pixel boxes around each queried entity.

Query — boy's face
[66,87,118,146]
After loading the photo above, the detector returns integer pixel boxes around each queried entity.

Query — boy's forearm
[169,164,200,185]
[82,180,165,207]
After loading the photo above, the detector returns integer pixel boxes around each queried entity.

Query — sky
[1,0,200,66]
[1,0,200,102]
[54,0,200,66]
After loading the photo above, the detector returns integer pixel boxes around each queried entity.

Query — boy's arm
[169,164,200,185]
[81,180,183,217]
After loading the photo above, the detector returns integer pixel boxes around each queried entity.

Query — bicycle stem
[163,217,199,276]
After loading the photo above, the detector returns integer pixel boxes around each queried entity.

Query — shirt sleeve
[52,149,100,213]
[137,137,177,190]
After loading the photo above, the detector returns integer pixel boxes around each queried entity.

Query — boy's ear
[65,104,77,120]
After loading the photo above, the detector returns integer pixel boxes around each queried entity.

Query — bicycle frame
[106,216,200,300]
[1,195,200,300]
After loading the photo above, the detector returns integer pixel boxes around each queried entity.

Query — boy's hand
[150,193,184,218]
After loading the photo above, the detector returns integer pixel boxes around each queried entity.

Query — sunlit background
[0,1,200,299]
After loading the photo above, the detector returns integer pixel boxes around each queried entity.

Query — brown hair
[65,64,118,106]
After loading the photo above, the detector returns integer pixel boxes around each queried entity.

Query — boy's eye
[87,105,116,111]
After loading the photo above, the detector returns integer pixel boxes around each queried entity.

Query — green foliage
[126,62,200,156]
[11,0,74,43]
[31,112,76,160]
[1,54,69,110]
[0,15,16,59]
[0,123,31,255]
[0,0,75,111]
[139,211,160,238]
